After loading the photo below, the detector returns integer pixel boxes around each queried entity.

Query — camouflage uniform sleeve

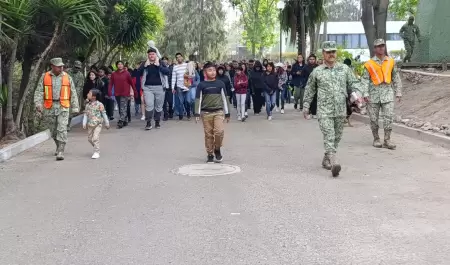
[360,68,370,98]
[399,25,405,39]
[302,69,317,110]
[69,75,80,113]
[414,25,421,40]
[34,73,46,106]
[392,64,402,97]
[347,66,367,97]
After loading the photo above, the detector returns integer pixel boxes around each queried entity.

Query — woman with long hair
[83,71,104,102]
[276,64,288,114]
[263,62,278,120]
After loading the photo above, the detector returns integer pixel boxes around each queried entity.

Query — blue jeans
[264,92,276,116]
[189,86,196,113]
[176,88,192,117]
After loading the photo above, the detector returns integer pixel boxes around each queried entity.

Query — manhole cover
[173,164,241,177]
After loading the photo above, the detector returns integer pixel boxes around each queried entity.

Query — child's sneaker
[141,114,145,121]
[275,107,279,112]
[214,149,223,163]
[206,155,214,164]
[92,152,100,159]
[237,116,242,121]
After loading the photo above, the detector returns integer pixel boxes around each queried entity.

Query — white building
[319,21,405,61]
[274,21,406,61]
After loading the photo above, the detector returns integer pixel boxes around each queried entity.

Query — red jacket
[108,70,137,97]
[233,73,248,94]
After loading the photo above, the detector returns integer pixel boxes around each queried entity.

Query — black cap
[203,62,215,70]
[147,47,157,54]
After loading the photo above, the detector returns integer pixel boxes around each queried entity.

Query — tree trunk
[314,23,321,52]
[15,22,61,127]
[300,7,306,56]
[373,0,389,54]
[251,42,256,58]
[361,0,376,57]
[4,35,19,139]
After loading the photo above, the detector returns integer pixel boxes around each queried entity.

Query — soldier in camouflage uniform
[400,16,421,63]
[67,60,85,130]
[303,41,366,177]
[361,39,402,150]
[34,58,79,161]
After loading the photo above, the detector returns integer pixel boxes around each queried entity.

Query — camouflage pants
[41,111,69,144]
[403,40,415,61]
[318,117,345,154]
[116,96,128,122]
[88,124,102,153]
[367,102,394,131]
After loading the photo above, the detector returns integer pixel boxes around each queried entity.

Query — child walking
[194,62,230,163]
[83,89,110,159]
[233,65,248,121]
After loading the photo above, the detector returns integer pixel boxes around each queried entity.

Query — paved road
[1,106,450,265]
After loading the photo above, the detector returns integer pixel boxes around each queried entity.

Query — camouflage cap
[50,58,64,67]
[321,41,337,51]
[373,39,386,46]
[74,60,82,68]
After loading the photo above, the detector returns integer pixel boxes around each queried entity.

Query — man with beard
[303,41,365,177]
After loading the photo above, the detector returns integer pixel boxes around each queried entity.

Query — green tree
[230,0,278,58]
[281,0,326,55]
[389,0,418,18]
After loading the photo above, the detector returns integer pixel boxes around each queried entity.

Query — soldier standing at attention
[34,58,79,161]
[399,16,421,63]
[361,39,402,150]
[67,60,85,130]
[303,41,365,177]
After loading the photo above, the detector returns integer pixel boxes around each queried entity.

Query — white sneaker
[244,112,248,118]
[312,115,317,119]
[91,152,100,159]
[275,107,279,112]
[268,116,272,121]
[141,115,145,121]
[281,109,285,114]
[237,116,242,121]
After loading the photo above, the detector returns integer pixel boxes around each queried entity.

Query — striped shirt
[171,63,188,91]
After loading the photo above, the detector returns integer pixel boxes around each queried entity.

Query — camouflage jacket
[400,23,420,42]
[303,62,364,118]
[67,69,85,95]
[34,71,80,114]
[361,56,402,104]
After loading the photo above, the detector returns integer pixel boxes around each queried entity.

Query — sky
[223,0,240,28]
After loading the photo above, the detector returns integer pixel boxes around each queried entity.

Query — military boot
[383,129,396,150]
[330,153,341,177]
[56,142,65,161]
[54,141,60,156]
[322,153,332,170]
[372,129,382,148]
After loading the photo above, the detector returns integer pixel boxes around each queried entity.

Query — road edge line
[352,113,450,149]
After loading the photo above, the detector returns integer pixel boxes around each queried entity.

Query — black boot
[155,120,161,129]
[56,142,65,161]
[145,121,152,130]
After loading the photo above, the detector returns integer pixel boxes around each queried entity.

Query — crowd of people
[35,39,402,178]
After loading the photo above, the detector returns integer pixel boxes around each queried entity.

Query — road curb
[352,113,450,149]
[0,114,83,162]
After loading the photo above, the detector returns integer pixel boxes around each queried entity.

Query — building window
[387,33,402,41]
[359,34,368,48]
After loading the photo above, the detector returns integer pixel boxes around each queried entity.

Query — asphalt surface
[1,105,450,265]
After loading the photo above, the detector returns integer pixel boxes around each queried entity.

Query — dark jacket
[263,72,278,94]
[291,62,306,87]
[217,67,232,94]
[83,78,104,101]
[249,62,266,93]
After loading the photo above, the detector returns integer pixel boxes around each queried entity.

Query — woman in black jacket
[263,62,278,120]
[248,61,266,115]
[83,71,104,103]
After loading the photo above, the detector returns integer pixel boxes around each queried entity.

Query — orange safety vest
[364,57,395,86]
[43,71,71,109]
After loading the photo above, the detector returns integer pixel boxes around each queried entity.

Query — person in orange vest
[34,58,80,161]
[362,39,402,150]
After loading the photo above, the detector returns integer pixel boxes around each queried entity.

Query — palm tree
[280,0,326,55]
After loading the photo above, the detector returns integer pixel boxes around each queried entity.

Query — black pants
[163,89,174,118]
[310,94,318,115]
[252,90,264,114]
[127,99,131,121]
[105,97,115,119]
[245,90,252,111]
